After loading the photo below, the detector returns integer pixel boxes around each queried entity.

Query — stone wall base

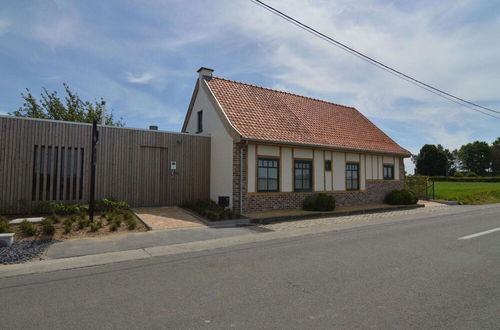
[243,180,404,213]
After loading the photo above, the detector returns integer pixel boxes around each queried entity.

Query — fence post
[89,119,99,221]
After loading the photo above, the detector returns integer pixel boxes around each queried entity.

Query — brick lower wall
[232,142,407,214]
[243,180,404,213]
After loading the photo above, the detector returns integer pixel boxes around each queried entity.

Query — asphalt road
[1,205,499,329]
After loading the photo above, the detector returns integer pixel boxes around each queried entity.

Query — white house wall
[184,82,234,207]
[247,143,402,193]
[281,147,293,192]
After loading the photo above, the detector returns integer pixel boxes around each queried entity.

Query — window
[346,163,359,190]
[257,158,279,192]
[197,110,203,133]
[325,160,332,171]
[383,165,394,180]
[32,145,84,201]
[294,160,312,191]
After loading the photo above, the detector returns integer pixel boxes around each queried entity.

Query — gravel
[0,239,59,265]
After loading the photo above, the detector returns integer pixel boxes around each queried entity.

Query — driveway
[133,206,205,230]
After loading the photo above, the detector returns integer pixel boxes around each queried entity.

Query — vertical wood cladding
[0,116,210,213]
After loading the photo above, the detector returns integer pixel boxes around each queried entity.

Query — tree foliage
[458,141,491,175]
[10,84,124,126]
[492,137,500,175]
[414,144,448,176]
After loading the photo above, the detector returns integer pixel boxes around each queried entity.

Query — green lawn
[434,181,500,204]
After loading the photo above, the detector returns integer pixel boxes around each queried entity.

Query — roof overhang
[242,137,412,157]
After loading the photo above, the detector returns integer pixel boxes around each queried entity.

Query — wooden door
[139,147,168,206]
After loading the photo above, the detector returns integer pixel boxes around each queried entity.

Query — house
[182,67,411,214]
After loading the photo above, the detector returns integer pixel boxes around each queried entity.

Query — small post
[432,180,435,200]
[89,119,99,221]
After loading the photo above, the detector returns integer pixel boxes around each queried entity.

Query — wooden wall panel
[0,116,211,213]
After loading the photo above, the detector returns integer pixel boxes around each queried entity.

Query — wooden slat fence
[0,116,210,214]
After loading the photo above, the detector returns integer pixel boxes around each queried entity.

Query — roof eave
[241,137,412,157]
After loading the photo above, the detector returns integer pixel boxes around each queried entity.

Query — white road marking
[458,227,500,240]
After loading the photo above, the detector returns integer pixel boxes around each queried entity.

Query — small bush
[302,194,336,211]
[41,219,55,235]
[0,217,13,233]
[385,189,418,205]
[206,211,218,221]
[97,198,129,213]
[78,217,90,230]
[90,221,102,232]
[465,172,479,177]
[109,222,119,232]
[123,211,133,221]
[20,220,38,236]
[64,223,72,234]
[48,213,61,224]
[127,218,137,230]
[454,172,464,177]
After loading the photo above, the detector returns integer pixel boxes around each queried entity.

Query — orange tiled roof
[206,77,411,156]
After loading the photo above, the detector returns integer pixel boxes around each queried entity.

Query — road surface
[1,205,499,329]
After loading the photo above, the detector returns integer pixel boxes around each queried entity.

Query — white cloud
[125,72,155,84]
[0,19,10,36]
[33,17,82,47]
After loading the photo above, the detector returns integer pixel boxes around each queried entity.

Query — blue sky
[1,0,499,172]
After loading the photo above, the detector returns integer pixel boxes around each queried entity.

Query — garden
[0,199,147,264]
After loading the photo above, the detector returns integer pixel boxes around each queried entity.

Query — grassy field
[434,181,500,204]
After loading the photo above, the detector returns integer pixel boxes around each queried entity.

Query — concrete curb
[130,209,153,231]
[250,204,425,225]
[431,200,461,206]
[181,208,251,227]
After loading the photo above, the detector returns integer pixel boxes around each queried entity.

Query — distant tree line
[413,138,500,176]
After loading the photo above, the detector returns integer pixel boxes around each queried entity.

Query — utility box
[170,161,177,170]
[218,196,230,208]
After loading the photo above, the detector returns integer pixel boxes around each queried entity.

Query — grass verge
[434,182,500,205]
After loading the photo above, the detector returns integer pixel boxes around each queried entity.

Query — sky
[1,0,499,173]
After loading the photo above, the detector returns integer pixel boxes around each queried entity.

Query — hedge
[302,194,336,211]
[427,176,500,183]
[385,189,418,205]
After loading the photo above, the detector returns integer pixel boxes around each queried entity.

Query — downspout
[239,142,245,216]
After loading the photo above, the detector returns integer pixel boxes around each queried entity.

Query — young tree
[492,137,500,176]
[413,144,448,176]
[10,84,124,126]
[458,141,491,175]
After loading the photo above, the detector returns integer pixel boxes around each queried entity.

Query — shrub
[97,198,129,213]
[123,211,133,221]
[41,219,55,235]
[48,213,61,224]
[20,220,38,236]
[385,189,418,205]
[454,172,464,177]
[90,221,102,232]
[302,194,336,211]
[206,211,218,221]
[77,217,90,230]
[0,217,13,233]
[64,223,72,234]
[465,172,479,177]
[109,222,118,232]
[127,218,137,230]
[112,216,122,227]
